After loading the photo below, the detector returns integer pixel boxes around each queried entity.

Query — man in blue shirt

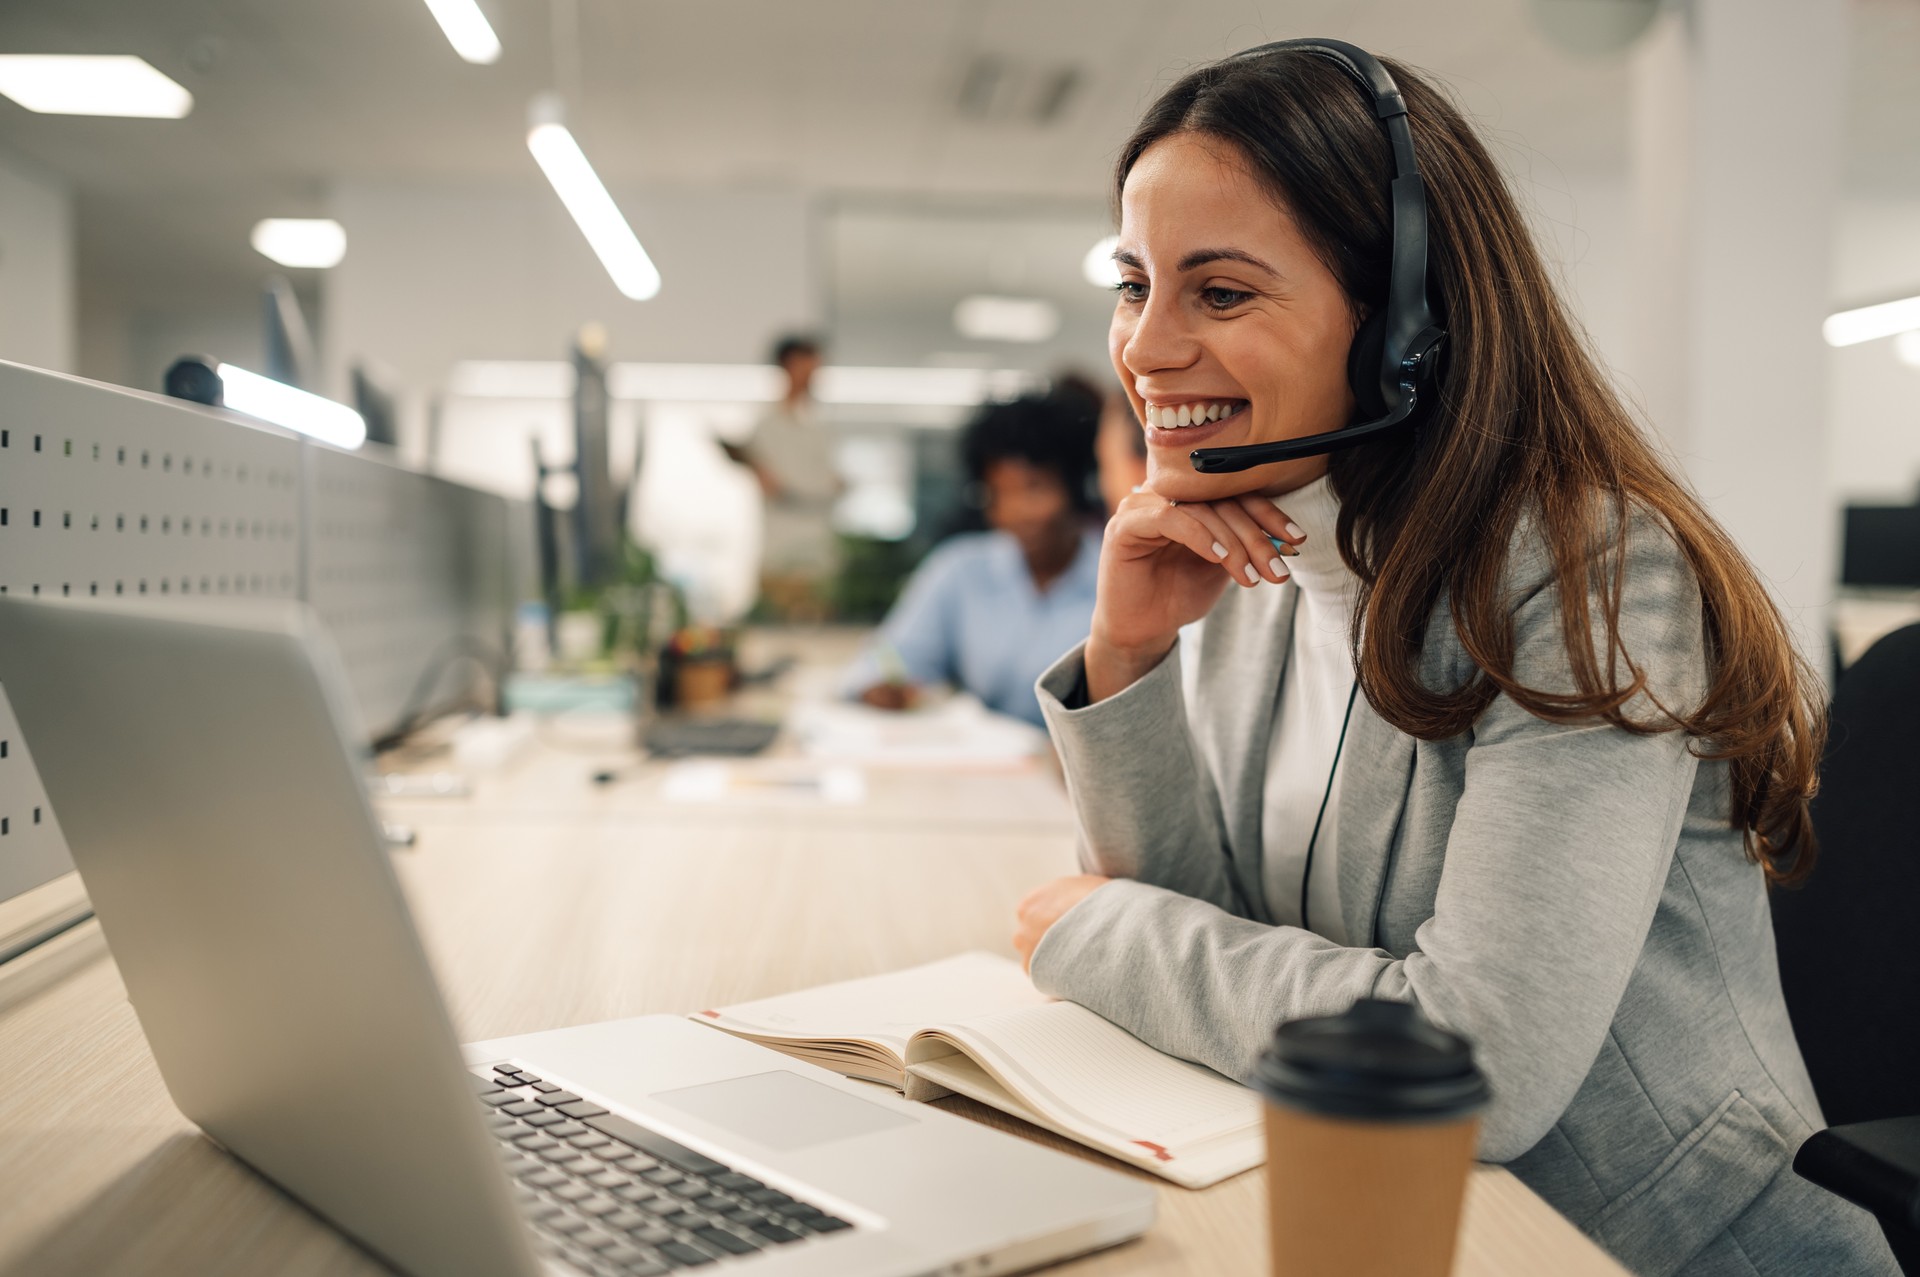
[842,391,1103,728]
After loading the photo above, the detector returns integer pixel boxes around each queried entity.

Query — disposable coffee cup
[1252,998,1490,1277]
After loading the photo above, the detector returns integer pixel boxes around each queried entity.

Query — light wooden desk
[0,715,1628,1276]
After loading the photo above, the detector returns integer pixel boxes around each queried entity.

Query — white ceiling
[0,0,1913,321]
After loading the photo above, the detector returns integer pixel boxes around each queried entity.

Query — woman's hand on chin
[1013,874,1112,973]
[1084,487,1304,702]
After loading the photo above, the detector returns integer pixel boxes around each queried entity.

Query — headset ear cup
[1346,310,1390,420]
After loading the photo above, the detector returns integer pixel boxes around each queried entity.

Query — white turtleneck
[1257,474,1359,944]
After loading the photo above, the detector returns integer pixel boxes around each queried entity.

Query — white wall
[1829,197,1920,503]
[0,148,74,375]
[321,180,819,447]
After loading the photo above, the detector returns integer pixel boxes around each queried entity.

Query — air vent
[955,54,1082,126]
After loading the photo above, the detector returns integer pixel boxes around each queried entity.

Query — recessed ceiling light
[953,295,1061,343]
[0,55,192,118]
[1082,235,1121,288]
[250,219,348,269]
[1823,294,1920,347]
[421,0,502,65]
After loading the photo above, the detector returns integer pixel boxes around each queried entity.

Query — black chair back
[1774,621,1920,1126]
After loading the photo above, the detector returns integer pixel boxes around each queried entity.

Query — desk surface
[0,656,1629,1277]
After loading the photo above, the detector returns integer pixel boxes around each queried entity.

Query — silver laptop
[0,596,1154,1277]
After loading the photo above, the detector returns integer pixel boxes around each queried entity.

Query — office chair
[1774,622,1920,1274]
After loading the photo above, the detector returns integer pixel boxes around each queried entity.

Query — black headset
[1186,38,1447,476]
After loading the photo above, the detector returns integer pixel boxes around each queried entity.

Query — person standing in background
[726,335,843,620]
[841,390,1102,728]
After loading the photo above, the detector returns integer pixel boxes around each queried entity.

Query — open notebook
[689,952,1263,1188]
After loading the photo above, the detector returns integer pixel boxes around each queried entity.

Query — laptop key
[516,1133,560,1150]
[810,1216,852,1233]
[558,1100,611,1120]
[601,1245,662,1270]
[710,1173,760,1192]
[515,1072,545,1085]
[691,1195,732,1213]
[539,1144,581,1163]
[547,1120,588,1138]
[692,1228,760,1255]
[553,1183,594,1202]
[663,1211,706,1230]
[634,1224,673,1245]
[538,1091,583,1106]
[525,1169,569,1188]
[750,1223,802,1245]
[523,1110,566,1128]
[603,1208,651,1231]
[613,1184,656,1202]
[568,1131,612,1149]
[582,1114,728,1178]
[613,1153,659,1173]
[560,1157,602,1175]
[588,1171,626,1189]
[531,1081,562,1093]
[546,1215,591,1234]
[640,1168,682,1186]
[664,1179,707,1199]
[502,1101,544,1116]
[483,1092,523,1108]
[578,1195,621,1216]
[656,1241,715,1267]
[743,1189,791,1207]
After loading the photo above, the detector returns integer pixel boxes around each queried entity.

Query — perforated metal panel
[0,361,529,908]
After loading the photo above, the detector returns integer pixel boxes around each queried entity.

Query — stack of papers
[785,695,1049,768]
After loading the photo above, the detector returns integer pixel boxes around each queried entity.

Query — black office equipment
[641,718,779,759]
[1775,623,1920,1273]
[1841,505,1920,589]
[1187,39,1445,474]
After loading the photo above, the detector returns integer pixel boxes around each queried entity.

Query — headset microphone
[1185,39,1447,476]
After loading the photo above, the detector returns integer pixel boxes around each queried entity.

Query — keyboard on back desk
[474,1063,853,1275]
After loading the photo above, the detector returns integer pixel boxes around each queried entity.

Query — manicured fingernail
[1243,563,1259,585]
[1285,521,1306,540]
[1211,541,1229,559]
[1268,557,1286,579]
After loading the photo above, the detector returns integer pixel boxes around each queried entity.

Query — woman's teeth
[1144,401,1246,429]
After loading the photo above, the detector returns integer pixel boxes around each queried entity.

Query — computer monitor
[1841,504,1920,589]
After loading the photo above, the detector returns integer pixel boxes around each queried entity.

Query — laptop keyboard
[475,1063,854,1274]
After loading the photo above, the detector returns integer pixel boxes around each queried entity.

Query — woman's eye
[1113,280,1148,303]
[1201,287,1253,311]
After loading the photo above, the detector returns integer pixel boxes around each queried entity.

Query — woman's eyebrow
[1177,247,1278,275]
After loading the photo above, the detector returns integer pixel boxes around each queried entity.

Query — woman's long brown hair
[1120,50,1824,884]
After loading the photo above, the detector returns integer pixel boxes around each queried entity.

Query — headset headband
[1187,39,1446,475]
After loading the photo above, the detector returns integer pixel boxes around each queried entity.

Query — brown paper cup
[1265,1102,1479,1277]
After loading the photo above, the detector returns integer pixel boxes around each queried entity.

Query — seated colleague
[842,392,1100,729]
[1009,45,1898,1277]
[1094,389,1149,516]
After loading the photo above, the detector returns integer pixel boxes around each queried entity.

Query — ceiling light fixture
[250,219,348,269]
[953,295,1061,343]
[1082,235,1121,288]
[218,363,367,449]
[527,95,661,301]
[0,55,192,118]
[422,0,502,65]
[1823,294,1920,347]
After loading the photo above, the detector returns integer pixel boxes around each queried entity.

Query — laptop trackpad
[653,1070,919,1152]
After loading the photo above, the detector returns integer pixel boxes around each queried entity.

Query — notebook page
[909,1001,1261,1159]
[692,952,1047,1059]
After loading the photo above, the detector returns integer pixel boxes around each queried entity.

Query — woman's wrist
[1084,630,1177,704]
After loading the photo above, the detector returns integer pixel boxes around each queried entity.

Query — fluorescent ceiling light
[218,363,367,449]
[446,361,1038,407]
[250,218,347,269]
[447,360,574,399]
[422,0,501,65]
[527,100,661,302]
[610,363,784,402]
[953,295,1061,343]
[815,366,1037,406]
[1897,331,1920,369]
[1082,235,1121,288]
[0,55,192,118]
[1823,294,1920,347]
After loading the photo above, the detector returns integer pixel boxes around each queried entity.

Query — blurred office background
[0,0,1915,657]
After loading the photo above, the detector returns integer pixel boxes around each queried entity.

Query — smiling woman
[1011,40,1900,1277]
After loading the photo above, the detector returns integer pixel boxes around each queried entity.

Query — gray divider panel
[0,361,528,907]
[305,445,521,740]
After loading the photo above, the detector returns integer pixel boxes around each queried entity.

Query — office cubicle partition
[0,360,532,911]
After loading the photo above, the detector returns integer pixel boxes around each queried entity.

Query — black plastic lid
[1251,998,1490,1122]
